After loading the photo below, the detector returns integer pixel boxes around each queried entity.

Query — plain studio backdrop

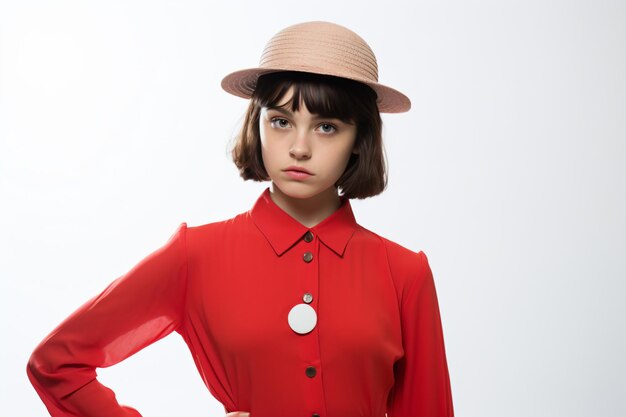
[1,1,625,416]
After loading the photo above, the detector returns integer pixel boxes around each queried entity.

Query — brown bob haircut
[231,71,387,199]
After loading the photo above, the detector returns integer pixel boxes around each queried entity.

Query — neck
[268,183,342,228]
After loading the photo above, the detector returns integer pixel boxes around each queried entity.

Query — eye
[270,117,291,129]
[317,123,337,134]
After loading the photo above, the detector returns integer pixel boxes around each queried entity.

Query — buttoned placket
[295,229,326,417]
[250,189,356,417]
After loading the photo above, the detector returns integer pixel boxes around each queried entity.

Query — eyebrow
[266,106,345,122]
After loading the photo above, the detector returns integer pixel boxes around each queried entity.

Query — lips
[283,166,313,175]
[283,166,313,180]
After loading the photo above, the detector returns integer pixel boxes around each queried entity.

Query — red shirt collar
[250,188,358,257]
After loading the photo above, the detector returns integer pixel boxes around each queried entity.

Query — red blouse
[27,188,454,417]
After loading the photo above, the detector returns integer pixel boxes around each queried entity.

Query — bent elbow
[27,341,54,387]
[27,336,98,398]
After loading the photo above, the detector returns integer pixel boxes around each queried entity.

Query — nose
[289,130,311,160]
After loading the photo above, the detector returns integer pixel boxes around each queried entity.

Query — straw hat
[220,21,411,113]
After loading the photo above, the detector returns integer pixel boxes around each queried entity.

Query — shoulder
[356,225,433,303]
[355,224,429,274]
[178,210,255,247]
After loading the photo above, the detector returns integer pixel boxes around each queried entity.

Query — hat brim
[221,68,411,113]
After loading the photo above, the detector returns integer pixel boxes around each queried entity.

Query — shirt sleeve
[386,250,454,417]
[27,222,188,417]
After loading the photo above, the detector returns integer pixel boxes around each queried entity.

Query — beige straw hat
[221,21,411,113]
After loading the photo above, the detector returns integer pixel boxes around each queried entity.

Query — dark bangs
[252,71,377,123]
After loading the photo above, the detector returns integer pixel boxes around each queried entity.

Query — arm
[387,251,454,417]
[27,222,188,417]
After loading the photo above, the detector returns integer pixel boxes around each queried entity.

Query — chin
[273,180,335,201]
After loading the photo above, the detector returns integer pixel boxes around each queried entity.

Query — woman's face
[259,87,357,201]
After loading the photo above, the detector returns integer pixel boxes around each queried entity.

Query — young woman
[27,21,454,417]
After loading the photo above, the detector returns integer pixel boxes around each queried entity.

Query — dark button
[303,252,313,263]
[304,231,314,243]
[312,414,320,417]
[305,366,317,378]
[303,292,313,304]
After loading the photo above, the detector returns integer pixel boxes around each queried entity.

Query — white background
[1,1,625,416]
